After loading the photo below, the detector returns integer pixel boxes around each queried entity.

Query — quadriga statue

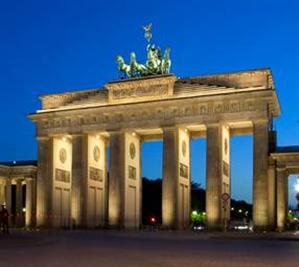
[116,24,171,78]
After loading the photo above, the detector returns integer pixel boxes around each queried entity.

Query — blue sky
[0,0,298,204]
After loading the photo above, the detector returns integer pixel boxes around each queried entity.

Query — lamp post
[295,177,299,210]
[293,177,299,231]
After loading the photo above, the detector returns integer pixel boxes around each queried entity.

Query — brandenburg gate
[26,25,299,231]
[29,68,283,230]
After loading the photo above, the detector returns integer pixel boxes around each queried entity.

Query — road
[0,230,298,267]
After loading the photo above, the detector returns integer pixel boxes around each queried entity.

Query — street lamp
[295,177,299,209]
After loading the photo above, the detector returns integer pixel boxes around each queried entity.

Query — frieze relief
[106,75,176,104]
[37,99,261,134]
[110,85,168,100]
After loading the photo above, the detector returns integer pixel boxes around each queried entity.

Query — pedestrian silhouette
[0,204,9,234]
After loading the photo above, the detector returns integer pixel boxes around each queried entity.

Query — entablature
[0,162,37,179]
[34,68,280,117]
[31,89,273,137]
[270,147,299,175]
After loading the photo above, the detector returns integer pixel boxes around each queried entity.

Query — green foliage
[288,210,295,220]
[190,210,206,224]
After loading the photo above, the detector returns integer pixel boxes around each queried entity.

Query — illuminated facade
[0,161,37,227]
[26,69,299,230]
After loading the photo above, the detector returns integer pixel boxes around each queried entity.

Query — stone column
[25,177,36,228]
[108,132,124,228]
[16,179,23,226]
[206,124,230,230]
[253,120,270,230]
[162,128,178,229]
[108,131,141,229]
[267,159,276,230]
[5,179,12,223]
[162,128,190,229]
[36,137,53,227]
[276,167,288,231]
[51,136,72,228]
[0,180,5,204]
[84,134,108,228]
[71,134,87,227]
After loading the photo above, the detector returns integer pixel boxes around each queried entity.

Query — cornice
[0,165,37,179]
[31,69,279,115]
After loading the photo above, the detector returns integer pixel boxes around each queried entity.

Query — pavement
[0,230,299,267]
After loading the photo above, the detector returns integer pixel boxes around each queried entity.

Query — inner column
[15,179,23,226]
[25,177,36,228]
[71,134,87,227]
[109,131,141,229]
[5,179,12,224]
[268,158,277,230]
[162,127,190,229]
[0,179,5,205]
[86,134,107,228]
[276,167,288,231]
[52,137,72,228]
[206,123,230,230]
[252,120,270,230]
[36,137,53,227]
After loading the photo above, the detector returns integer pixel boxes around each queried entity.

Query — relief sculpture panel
[179,163,189,179]
[55,169,71,183]
[89,167,103,182]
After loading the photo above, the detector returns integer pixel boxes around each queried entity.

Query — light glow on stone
[294,178,299,192]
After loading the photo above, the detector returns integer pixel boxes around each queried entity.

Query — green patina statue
[116,24,171,78]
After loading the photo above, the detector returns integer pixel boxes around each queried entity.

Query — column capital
[50,134,72,141]
[276,164,287,172]
[71,133,85,138]
[37,136,51,141]
[205,122,220,128]
[252,118,269,126]
[268,157,276,166]
[107,130,124,136]
[277,168,289,176]
[15,178,23,184]
[162,126,177,132]
[276,167,286,171]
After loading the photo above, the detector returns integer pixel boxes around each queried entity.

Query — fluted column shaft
[276,168,288,231]
[16,179,23,226]
[25,177,36,227]
[253,120,270,230]
[5,179,12,220]
[206,124,230,230]
[162,128,190,230]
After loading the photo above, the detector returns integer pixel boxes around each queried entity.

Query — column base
[253,225,273,232]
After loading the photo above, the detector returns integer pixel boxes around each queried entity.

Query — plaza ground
[0,230,299,267]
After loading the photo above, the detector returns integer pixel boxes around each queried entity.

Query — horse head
[130,52,137,62]
[115,55,124,64]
